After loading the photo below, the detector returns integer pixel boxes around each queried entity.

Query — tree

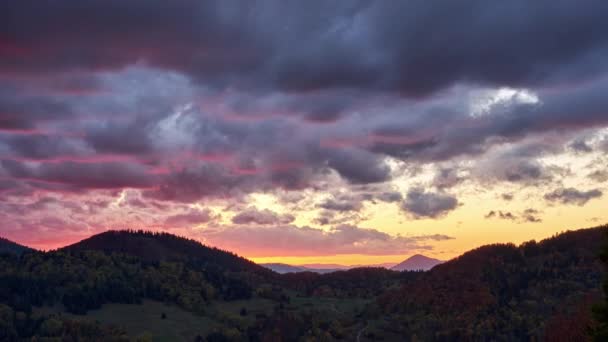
[593,231,608,341]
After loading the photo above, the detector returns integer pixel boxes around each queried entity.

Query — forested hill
[0,226,606,340]
[62,230,273,276]
[0,237,33,255]
[376,226,607,341]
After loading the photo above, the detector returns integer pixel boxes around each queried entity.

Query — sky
[0,1,607,265]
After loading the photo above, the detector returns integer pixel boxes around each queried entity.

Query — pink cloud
[200,224,453,257]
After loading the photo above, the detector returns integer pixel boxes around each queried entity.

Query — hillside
[391,254,443,271]
[0,237,33,255]
[0,226,606,341]
[62,230,273,277]
[375,226,607,340]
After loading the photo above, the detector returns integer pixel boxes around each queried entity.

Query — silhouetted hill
[391,254,443,271]
[1,226,606,340]
[62,230,273,276]
[377,225,607,340]
[0,237,33,255]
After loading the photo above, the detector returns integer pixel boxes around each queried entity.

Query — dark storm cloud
[401,188,459,219]
[0,0,607,215]
[86,119,157,156]
[0,134,86,160]
[1,159,157,190]
[365,74,608,166]
[324,148,391,184]
[0,88,75,130]
[544,187,603,206]
[2,1,608,96]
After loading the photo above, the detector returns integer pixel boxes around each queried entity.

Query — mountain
[62,229,273,276]
[0,237,33,255]
[391,254,443,271]
[261,263,308,273]
[302,262,397,269]
[263,262,399,274]
[260,259,396,274]
[261,263,341,274]
[377,226,607,340]
[0,225,606,341]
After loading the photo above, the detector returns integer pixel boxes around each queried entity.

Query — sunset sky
[1,1,607,265]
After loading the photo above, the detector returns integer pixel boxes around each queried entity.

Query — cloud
[231,207,295,225]
[544,187,603,206]
[312,210,364,226]
[201,224,454,257]
[401,188,459,219]
[521,209,542,223]
[3,1,608,97]
[598,136,608,152]
[501,193,514,201]
[1,159,157,190]
[569,138,593,153]
[432,167,465,189]
[318,196,363,212]
[485,209,542,223]
[1,1,608,253]
[473,154,551,185]
[588,170,608,183]
[485,211,517,220]
[163,208,217,228]
[376,191,403,203]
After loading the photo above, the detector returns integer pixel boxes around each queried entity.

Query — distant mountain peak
[391,254,443,271]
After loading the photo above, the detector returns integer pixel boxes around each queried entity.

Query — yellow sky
[247,149,607,266]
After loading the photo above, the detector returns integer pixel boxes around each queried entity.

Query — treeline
[0,250,253,315]
[63,230,274,277]
[374,226,607,341]
[281,267,421,298]
[0,304,129,342]
[1,226,607,341]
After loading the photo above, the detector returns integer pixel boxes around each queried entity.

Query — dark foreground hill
[376,226,607,341]
[0,237,33,255]
[62,230,273,276]
[0,226,606,341]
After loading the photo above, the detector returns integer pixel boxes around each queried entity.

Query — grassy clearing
[34,295,371,341]
[36,300,219,341]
